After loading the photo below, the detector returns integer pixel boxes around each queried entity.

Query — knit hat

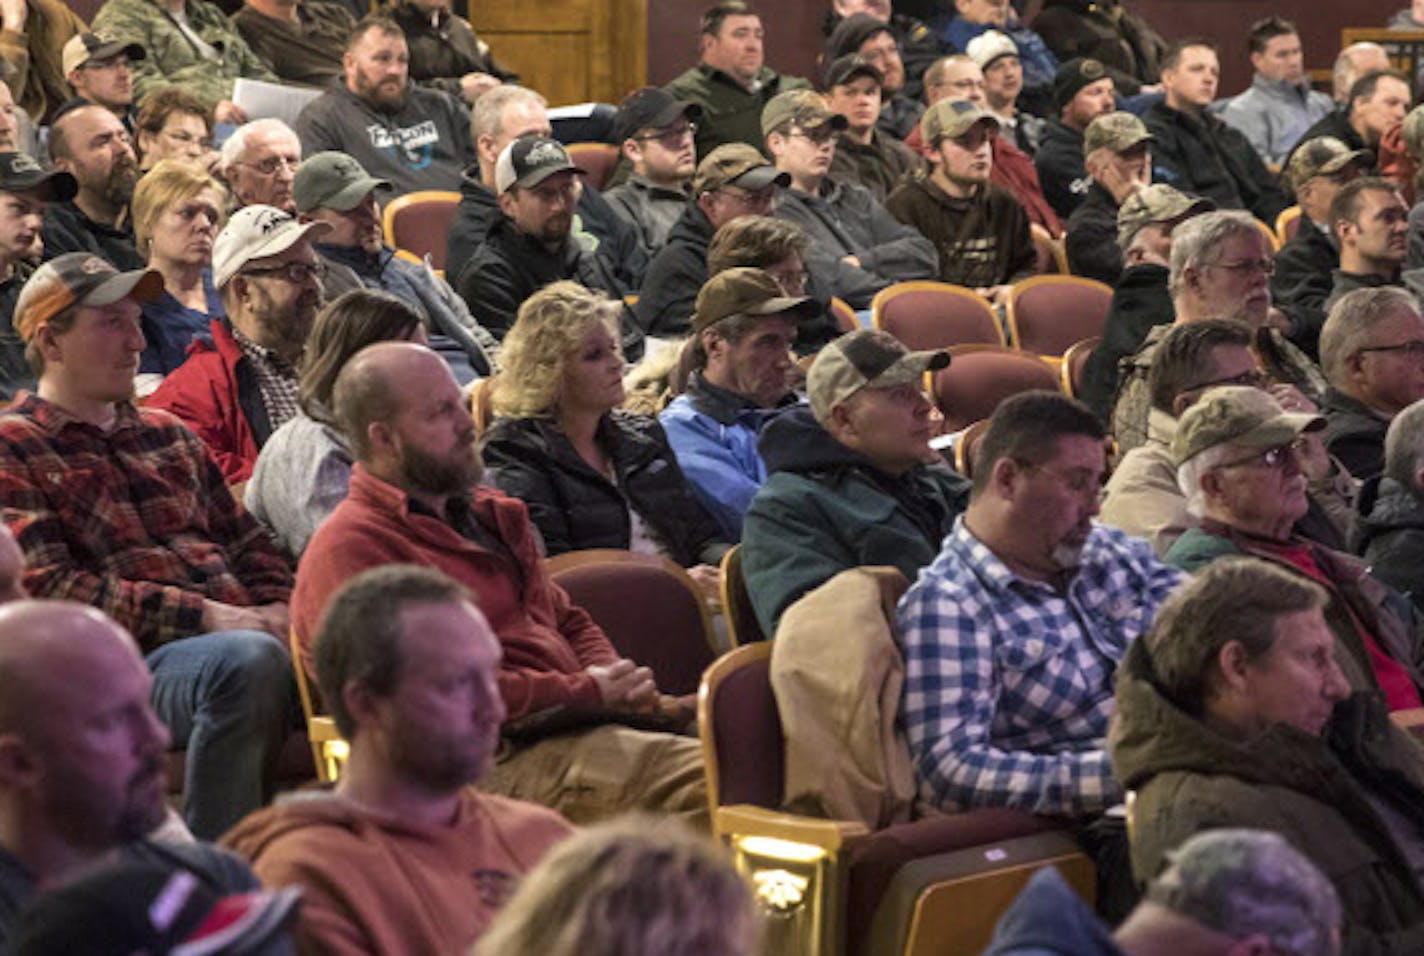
[965,30,1018,71]
[1053,57,1109,112]
[808,329,948,424]
[12,253,162,344]
[825,13,892,61]
[691,267,817,334]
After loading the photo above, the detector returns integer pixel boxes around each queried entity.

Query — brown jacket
[224,787,573,956]
[0,0,85,123]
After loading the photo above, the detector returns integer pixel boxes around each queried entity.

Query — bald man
[0,601,261,946]
[292,342,708,826]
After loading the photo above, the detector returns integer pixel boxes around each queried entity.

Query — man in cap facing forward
[148,205,330,485]
[604,88,702,255]
[741,329,969,634]
[458,135,644,361]
[823,55,921,204]
[766,89,938,309]
[0,252,297,840]
[60,32,146,133]
[887,98,1034,304]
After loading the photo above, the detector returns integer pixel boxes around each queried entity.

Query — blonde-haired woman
[473,815,761,956]
[483,281,728,586]
[130,159,226,381]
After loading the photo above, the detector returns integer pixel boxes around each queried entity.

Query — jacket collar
[1251,72,1316,100]
[624,174,692,201]
[684,370,793,425]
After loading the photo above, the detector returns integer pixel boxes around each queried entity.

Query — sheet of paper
[232,78,323,128]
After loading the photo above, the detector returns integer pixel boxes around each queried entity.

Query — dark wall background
[648,0,1406,97]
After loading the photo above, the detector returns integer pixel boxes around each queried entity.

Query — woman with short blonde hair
[131,160,227,380]
[483,281,729,580]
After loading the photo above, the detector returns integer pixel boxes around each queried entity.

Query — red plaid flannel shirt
[0,394,293,651]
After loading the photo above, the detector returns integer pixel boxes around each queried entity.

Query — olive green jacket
[663,63,808,159]
[92,0,277,108]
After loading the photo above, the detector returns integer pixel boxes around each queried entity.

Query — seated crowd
[6,0,1424,953]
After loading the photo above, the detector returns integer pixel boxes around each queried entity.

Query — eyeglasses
[1206,258,1276,276]
[1358,340,1424,359]
[633,122,696,148]
[1217,439,1304,471]
[236,155,300,176]
[789,125,838,146]
[718,187,774,210]
[1182,368,1270,392]
[240,260,326,283]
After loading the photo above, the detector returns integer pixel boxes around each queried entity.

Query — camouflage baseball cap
[807,329,948,425]
[691,267,818,334]
[1116,184,1215,249]
[920,99,998,146]
[1083,111,1154,155]
[1285,136,1372,192]
[692,143,789,195]
[761,89,848,138]
[1171,385,1324,466]
[13,253,162,344]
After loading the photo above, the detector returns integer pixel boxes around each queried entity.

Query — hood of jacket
[758,405,870,474]
[1354,475,1424,552]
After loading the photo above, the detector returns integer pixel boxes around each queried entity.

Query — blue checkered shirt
[898,517,1185,817]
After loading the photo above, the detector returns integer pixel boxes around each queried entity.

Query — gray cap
[292,151,389,214]
[1146,829,1341,956]
[1171,385,1324,466]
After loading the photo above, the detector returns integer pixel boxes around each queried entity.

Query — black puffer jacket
[1354,475,1424,613]
[446,170,647,295]
[482,411,729,568]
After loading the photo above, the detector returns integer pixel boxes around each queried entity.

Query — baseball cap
[692,142,789,194]
[823,54,882,91]
[0,152,76,202]
[807,329,949,425]
[494,136,586,197]
[211,204,331,288]
[691,267,819,334]
[1116,184,1215,249]
[611,87,701,145]
[965,30,1018,71]
[12,253,162,344]
[9,860,301,956]
[1146,830,1340,956]
[1171,385,1324,466]
[292,151,389,214]
[826,13,893,61]
[1053,57,1109,112]
[920,98,998,146]
[1285,136,1373,192]
[1083,111,1154,155]
[761,89,848,138]
[61,32,145,77]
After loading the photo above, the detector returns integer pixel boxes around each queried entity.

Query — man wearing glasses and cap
[457,135,643,361]
[634,142,789,338]
[0,252,298,841]
[741,329,968,635]
[149,204,331,484]
[766,89,937,310]
[0,154,75,400]
[887,98,1033,305]
[1167,384,1424,711]
[605,88,702,255]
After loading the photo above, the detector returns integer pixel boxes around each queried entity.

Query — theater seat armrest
[716,805,871,849]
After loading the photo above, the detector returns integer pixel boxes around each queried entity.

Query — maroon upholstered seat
[1006,276,1113,358]
[565,142,621,191]
[381,190,460,273]
[548,549,715,697]
[871,282,1004,351]
[1061,335,1102,399]
[933,347,1060,433]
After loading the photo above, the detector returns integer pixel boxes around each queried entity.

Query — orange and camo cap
[13,253,162,343]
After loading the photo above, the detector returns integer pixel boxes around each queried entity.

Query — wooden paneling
[471,0,645,104]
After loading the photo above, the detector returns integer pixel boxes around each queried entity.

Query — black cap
[494,136,587,195]
[612,87,702,145]
[826,13,892,61]
[0,153,75,202]
[822,54,883,91]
